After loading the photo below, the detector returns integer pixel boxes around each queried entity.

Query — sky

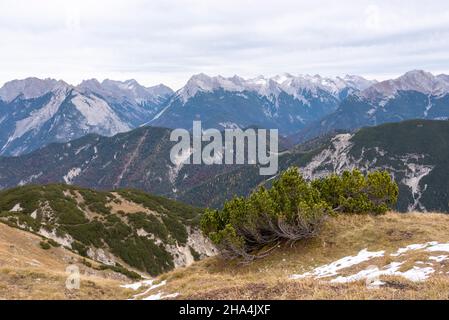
[1,0,449,90]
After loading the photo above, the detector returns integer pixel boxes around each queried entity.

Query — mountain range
[292,70,449,143]
[2,70,448,158]
[0,70,448,213]
[0,73,376,156]
[0,119,448,212]
[150,73,375,134]
[0,78,173,155]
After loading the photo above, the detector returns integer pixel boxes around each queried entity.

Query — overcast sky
[1,0,449,89]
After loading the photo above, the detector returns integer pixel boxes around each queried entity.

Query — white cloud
[0,0,449,89]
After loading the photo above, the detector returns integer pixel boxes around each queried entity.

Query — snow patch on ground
[121,279,154,291]
[123,280,179,300]
[429,255,448,263]
[391,242,438,257]
[332,262,434,283]
[290,249,384,280]
[291,241,449,285]
[427,243,449,253]
[142,292,179,300]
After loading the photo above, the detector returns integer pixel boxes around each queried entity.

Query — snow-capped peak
[339,75,376,91]
[177,73,376,103]
[0,77,69,102]
[77,79,173,105]
[361,70,449,99]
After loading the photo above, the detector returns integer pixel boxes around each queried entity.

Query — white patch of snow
[429,255,448,263]
[427,243,449,253]
[401,266,435,282]
[332,262,434,283]
[332,262,402,284]
[63,167,82,184]
[121,279,154,291]
[390,242,438,257]
[18,172,43,186]
[131,281,167,300]
[142,292,179,301]
[176,73,374,103]
[300,133,354,179]
[290,249,384,280]
[402,163,434,211]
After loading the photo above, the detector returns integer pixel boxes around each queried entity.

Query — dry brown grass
[0,222,131,300]
[146,212,449,300]
[3,211,449,300]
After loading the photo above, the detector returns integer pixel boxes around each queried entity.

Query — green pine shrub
[201,168,330,261]
[201,167,398,261]
[39,241,51,250]
[312,169,399,215]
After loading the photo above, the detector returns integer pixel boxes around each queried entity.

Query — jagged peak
[0,77,70,102]
[76,78,173,104]
[176,73,376,103]
[360,70,449,99]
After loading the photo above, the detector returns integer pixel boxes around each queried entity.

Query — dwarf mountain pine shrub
[201,167,398,261]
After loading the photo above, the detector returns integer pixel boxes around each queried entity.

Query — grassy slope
[0,222,132,300]
[0,184,205,277]
[141,212,449,300]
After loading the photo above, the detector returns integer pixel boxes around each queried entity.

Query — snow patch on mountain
[402,162,434,211]
[18,172,43,186]
[77,79,173,105]
[63,167,82,184]
[71,93,131,132]
[361,70,449,100]
[177,73,375,103]
[301,133,354,179]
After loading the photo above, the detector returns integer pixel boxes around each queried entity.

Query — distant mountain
[0,184,215,276]
[0,120,448,213]
[179,120,449,213]
[0,78,173,156]
[0,126,227,197]
[292,70,449,144]
[150,73,375,134]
